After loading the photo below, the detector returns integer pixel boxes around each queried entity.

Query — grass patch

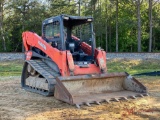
[0,58,159,77]
[0,60,24,76]
[107,58,160,75]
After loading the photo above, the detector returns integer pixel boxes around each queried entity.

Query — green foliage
[0,0,160,52]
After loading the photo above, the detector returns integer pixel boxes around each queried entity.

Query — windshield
[72,23,92,46]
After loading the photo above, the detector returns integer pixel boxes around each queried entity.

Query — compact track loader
[22,14,148,108]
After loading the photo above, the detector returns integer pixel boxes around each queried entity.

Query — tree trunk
[0,1,6,51]
[116,0,118,52]
[109,24,112,52]
[22,4,27,52]
[137,0,141,52]
[105,1,108,52]
[148,0,152,52]
[0,1,2,49]
[109,2,112,52]
[78,0,81,16]
[106,20,108,52]
[153,36,155,51]
[22,25,24,52]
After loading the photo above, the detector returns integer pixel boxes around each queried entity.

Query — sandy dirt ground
[0,76,160,120]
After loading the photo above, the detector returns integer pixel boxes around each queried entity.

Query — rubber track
[23,60,60,96]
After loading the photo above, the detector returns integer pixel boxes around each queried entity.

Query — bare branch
[153,0,159,6]
[130,0,136,7]
[140,0,143,5]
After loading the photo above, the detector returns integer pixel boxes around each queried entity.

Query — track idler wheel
[27,64,37,76]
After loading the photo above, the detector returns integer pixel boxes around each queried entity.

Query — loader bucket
[54,72,148,108]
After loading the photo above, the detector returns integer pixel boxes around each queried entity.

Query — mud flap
[54,72,148,108]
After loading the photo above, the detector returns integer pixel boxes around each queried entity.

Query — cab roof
[43,14,93,27]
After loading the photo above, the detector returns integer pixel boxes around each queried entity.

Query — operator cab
[42,14,95,64]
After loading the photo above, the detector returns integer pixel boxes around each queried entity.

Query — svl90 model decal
[38,41,46,50]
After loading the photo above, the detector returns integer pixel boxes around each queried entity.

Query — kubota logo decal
[38,41,46,50]
[99,58,104,65]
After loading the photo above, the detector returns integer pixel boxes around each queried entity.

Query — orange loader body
[21,15,148,108]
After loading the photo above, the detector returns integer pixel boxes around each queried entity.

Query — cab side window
[45,21,60,39]
[53,21,60,38]
[45,23,54,40]
[44,21,62,50]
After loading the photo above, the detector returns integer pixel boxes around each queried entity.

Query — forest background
[0,0,160,52]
